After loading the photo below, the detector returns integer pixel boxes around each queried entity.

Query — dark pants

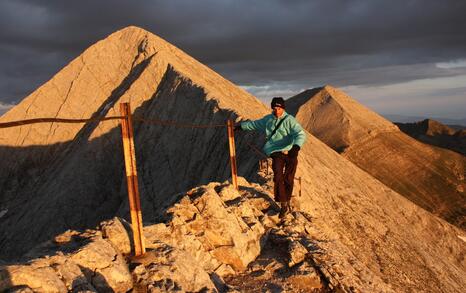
[271,152,298,202]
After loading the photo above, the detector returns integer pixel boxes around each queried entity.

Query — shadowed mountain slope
[287,85,466,229]
[0,27,465,292]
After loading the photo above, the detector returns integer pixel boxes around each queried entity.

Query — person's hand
[234,124,243,131]
[288,145,300,157]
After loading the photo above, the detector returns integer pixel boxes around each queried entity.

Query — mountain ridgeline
[396,119,466,156]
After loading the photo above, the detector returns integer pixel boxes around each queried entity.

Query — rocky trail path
[224,212,331,293]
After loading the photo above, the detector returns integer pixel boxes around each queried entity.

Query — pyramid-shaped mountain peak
[297,84,358,102]
[287,86,397,151]
[118,25,151,34]
[0,26,270,257]
[291,85,392,125]
[0,25,266,147]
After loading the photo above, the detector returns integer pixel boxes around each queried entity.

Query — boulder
[131,242,216,292]
[101,217,132,255]
[0,254,96,293]
[70,237,132,292]
[145,183,271,273]
[288,241,308,267]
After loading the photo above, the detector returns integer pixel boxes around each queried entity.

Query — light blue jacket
[240,112,307,156]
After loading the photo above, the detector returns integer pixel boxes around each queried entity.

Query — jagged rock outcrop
[0,180,328,292]
[1,229,132,293]
[287,85,466,229]
[396,119,466,155]
[1,27,465,292]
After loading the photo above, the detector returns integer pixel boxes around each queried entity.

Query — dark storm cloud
[1,0,466,108]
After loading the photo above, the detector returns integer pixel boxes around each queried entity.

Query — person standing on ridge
[235,97,307,218]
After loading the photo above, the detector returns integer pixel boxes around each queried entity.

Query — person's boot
[279,201,290,218]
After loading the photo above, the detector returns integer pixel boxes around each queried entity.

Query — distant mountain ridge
[384,114,466,128]
[396,119,456,136]
[396,119,466,156]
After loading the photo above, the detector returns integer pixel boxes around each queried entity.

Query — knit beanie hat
[271,97,285,109]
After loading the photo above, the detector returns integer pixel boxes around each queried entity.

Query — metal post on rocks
[227,119,238,190]
[120,102,146,256]
[299,177,302,197]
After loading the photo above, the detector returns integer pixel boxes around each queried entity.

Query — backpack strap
[266,115,288,142]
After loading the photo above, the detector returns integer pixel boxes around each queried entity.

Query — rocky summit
[287,86,466,229]
[1,27,465,292]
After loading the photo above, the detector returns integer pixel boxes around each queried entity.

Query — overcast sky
[1,0,466,119]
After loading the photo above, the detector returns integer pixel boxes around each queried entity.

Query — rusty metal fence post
[227,119,238,190]
[120,102,146,256]
[299,176,302,197]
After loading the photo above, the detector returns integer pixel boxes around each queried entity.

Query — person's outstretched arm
[238,116,268,132]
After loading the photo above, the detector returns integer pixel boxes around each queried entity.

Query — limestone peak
[286,86,397,151]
